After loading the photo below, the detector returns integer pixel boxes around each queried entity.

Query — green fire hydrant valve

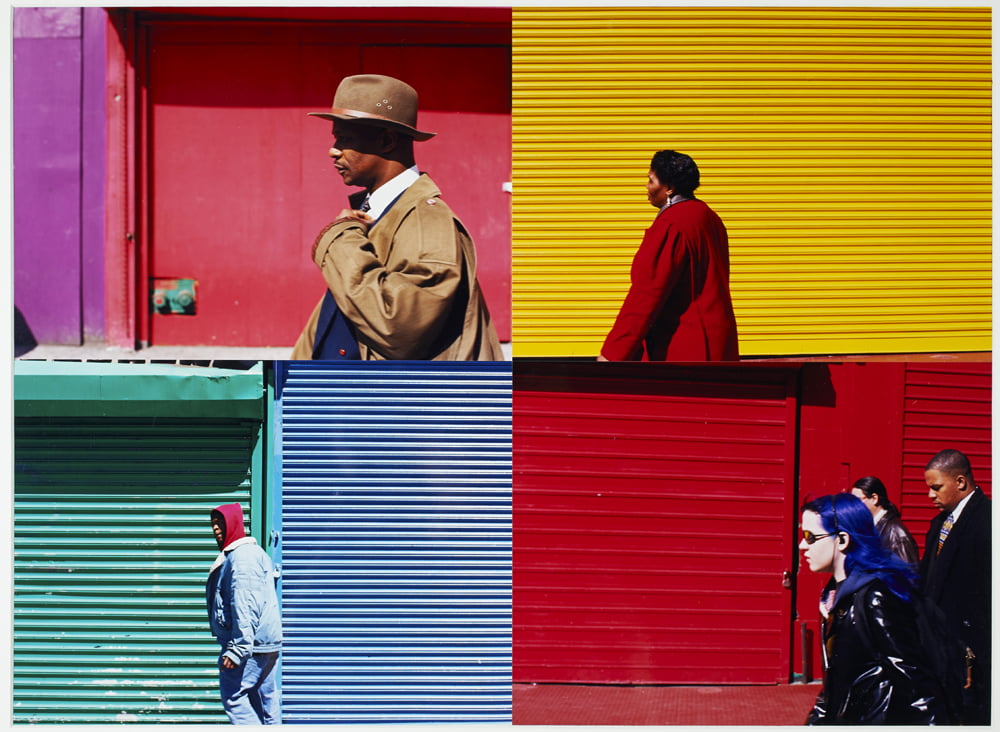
[151,278,197,315]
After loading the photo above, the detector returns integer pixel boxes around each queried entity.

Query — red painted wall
[899,363,992,545]
[115,10,511,348]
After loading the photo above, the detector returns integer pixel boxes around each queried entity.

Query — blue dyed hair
[802,492,918,602]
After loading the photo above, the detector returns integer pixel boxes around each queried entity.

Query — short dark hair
[926,448,974,483]
[650,150,700,198]
[852,475,899,515]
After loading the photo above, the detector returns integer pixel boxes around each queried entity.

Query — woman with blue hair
[799,492,945,724]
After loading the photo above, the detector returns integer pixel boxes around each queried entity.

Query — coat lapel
[927,489,983,591]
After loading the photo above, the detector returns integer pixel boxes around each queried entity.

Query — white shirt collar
[659,193,692,212]
[873,507,887,524]
[947,488,977,524]
[365,165,420,219]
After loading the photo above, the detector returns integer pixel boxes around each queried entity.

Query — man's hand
[596,354,609,362]
[222,655,237,669]
[334,209,374,228]
[311,210,374,259]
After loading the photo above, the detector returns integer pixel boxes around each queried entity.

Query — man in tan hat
[291,74,503,360]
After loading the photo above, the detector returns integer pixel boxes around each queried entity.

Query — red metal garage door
[141,14,511,347]
[899,362,992,552]
[513,364,800,684]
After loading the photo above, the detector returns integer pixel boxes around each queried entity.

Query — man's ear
[378,128,399,154]
[957,474,971,493]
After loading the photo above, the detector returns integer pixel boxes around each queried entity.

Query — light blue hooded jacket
[206,503,282,665]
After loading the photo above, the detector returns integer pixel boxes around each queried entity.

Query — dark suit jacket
[919,488,991,663]
[307,189,371,360]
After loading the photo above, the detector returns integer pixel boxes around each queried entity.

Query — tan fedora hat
[309,74,435,141]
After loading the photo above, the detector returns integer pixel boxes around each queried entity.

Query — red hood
[211,502,247,549]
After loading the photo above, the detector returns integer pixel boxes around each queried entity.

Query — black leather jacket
[807,572,945,725]
[875,509,920,565]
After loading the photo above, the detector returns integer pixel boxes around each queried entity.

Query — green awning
[14,361,265,418]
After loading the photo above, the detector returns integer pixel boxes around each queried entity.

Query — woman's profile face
[646,170,672,209]
[850,487,879,517]
[799,510,838,574]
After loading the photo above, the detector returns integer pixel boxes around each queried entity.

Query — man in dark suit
[920,448,991,724]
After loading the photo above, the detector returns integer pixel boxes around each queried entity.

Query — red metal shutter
[513,364,799,684]
[139,15,511,347]
[899,363,992,554]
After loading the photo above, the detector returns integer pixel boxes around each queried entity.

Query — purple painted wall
[14,7,105,348]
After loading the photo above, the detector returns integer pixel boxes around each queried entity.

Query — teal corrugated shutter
[14,418,262,724]
[276,362,512,723]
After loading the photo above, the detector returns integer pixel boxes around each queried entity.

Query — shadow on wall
[14,307,38,357]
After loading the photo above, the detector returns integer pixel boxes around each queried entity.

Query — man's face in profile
[925,468,966,513]
[211,516,225,548]
[329,120,385,189]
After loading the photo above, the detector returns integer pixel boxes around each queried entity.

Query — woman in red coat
[599,150,739,361]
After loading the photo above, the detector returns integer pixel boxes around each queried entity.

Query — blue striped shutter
[275,362,512,723]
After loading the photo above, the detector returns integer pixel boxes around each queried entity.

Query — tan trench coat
[292,174,503,360]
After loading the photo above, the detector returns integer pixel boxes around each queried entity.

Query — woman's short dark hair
[650,150,700,198]
[852,475,899,515]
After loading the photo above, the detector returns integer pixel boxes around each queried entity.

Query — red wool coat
[600,198,739,361]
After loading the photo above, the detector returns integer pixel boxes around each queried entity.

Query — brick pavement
[513,682,822,726]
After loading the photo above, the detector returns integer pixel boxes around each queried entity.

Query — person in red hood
[207,503,282,724]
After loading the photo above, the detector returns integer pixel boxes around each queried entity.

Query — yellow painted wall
[512,7,991,357]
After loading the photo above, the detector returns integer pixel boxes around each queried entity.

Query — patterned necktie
[360,196,371,213]
[937,513,955,554]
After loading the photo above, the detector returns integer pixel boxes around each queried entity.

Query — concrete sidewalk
[15,342,513,362]
[513,682,822,726]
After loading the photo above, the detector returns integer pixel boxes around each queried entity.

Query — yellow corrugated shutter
[512,7,991,357]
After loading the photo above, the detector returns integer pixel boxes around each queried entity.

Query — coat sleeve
[290,296,323,360]
[887,522,920,566]
[313,202,463,360]
[223,564,263,665]
[600,218,688,361]
[918,516,940,587]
